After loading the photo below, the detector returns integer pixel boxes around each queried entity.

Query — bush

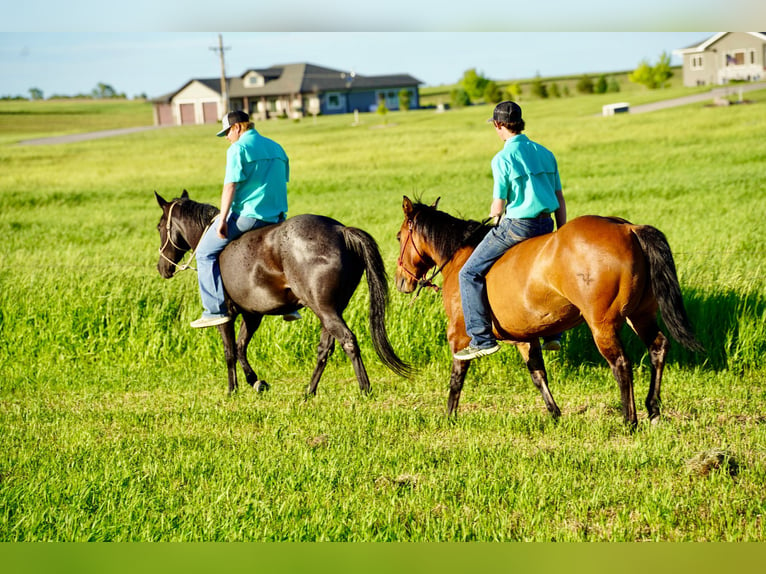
[483,81,503,104]
[450,88,471,108]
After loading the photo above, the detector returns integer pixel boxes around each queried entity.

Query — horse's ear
[402,196,414,218]
[431,197,441,209]
[181,189,190,199]
[155,191,168,208]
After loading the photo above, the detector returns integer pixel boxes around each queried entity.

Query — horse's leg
[628,316,670,423]
[217,320,239,394]
[591,325,637,427]
[306,327,336,397]
[516,342,561,420]
[447,359,471,416]
[317,312,371,394]
[236,312,269,392]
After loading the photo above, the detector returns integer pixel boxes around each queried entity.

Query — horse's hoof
[254,380,270,392]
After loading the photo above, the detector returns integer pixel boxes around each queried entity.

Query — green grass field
[1,88,765,541]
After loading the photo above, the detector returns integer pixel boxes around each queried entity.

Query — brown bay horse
[395,196,702,427]
[155,190,410,396]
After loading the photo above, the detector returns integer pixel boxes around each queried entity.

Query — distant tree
[530,75,548,99]
[398,88,411,111]
[92,82,126,99]
[450,88,471,108]
[549,82,561,98]
[607,77,621,93]
[652,52,674,88]
[376,94,389,123]
[28,87,44,100]
[506,83,523,102]
[562,85,571,97]
[483,81,502,104]
[576,75,594,94]
[629,52,674,89]
[594,75,608,94]
[460,68,489,100]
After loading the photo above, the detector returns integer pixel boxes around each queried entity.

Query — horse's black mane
[175,196,220,230]
[411,201,491,261]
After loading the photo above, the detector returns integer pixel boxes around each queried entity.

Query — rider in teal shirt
[491,133,561,220]
[191,110,295,328]
[225,127,289,222]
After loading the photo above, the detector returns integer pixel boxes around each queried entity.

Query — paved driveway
[17,125,162,146]
[628,82,766,114]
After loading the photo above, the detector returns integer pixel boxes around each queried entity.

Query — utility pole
[210,34,230,116]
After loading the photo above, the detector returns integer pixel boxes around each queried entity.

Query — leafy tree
[629,52,674,89]
[530,76,548,99]
[594,75,608,94]
[483,81,502,104]
[28,87,44,100]
[376,94,388,123]
[549,82,561,98]
[576,75,594,94]
[460,68,489,100]
[398,88,411,111]
[506,83,523,102]
[652,52,674,88]
[607,77,621,93]
[450,88,471,108]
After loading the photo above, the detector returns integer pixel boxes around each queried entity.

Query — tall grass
[1,92,765,541]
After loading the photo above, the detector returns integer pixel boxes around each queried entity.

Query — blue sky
[0,32,716,99]
[1,0,761,99]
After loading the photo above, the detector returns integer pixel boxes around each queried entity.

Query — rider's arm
[554,189,567,230]
[217,182,236,238]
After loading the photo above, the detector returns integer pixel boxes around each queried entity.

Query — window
[326,92,344,110]
[691,56,704,70]
[245,74,265,88]
[726,51,745,66]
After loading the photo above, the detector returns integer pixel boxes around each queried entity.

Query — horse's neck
[181,204,218,250]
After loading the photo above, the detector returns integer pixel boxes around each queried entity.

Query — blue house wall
[318,88,420,115]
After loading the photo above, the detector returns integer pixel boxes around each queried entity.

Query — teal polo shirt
[224,128,289,222]
[491,134,561,219]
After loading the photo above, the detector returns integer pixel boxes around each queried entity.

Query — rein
[158,201,214,273]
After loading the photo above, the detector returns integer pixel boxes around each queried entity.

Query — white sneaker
[190,315,232,328]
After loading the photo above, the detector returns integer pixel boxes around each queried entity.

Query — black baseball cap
[217,110,250,137]
[487,101,522,124]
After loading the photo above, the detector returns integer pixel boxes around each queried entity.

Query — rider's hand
[217,219,228,239]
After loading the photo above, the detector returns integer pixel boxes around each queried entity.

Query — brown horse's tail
[631,225,704,352]
[342,227,413,377]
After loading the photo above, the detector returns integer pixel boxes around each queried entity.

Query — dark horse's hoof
[254,380,270,392]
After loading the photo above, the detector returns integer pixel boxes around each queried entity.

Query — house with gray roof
[674,32,766,87]
[152,62,422,126]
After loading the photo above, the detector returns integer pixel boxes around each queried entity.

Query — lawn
[0,89,765,542]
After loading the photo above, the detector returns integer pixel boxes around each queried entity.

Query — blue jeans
[196,212,276,317]
[458,216,554,348]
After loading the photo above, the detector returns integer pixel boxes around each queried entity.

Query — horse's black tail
[342,227,413,377]
[631,225,704,352]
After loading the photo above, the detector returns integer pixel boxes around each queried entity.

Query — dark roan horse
[155,190,410,395]
[395,196,703,427]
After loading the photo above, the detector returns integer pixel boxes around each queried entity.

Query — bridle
[397,215,494,300]
[158,201,212,273]
[397,219,442,294]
